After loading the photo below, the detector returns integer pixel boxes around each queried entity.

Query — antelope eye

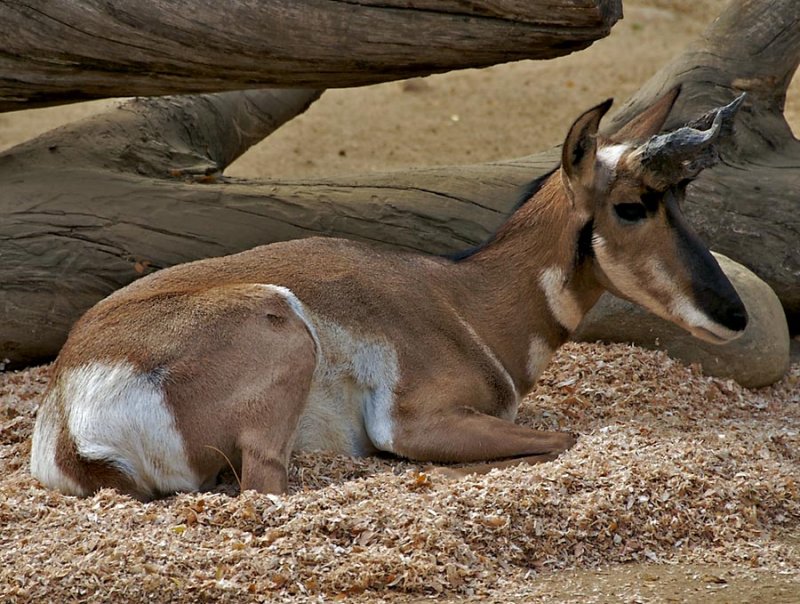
[614,203,648,223]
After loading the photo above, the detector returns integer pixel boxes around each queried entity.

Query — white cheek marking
[669,295,738,339]
[594,239,664,312]
[63,362,198,497]
[527,336,554,385]
[30,391,86,496]
[648,258,740,338]
[539,266,583,332]
[648,258,689,314]
[596,250,741,341]
[669,290,742,340]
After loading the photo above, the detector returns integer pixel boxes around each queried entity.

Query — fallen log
[0,0,798,367]
[0,0,621,112]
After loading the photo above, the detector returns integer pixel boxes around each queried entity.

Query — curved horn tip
[719,92,747,118]
[704,91,746,139]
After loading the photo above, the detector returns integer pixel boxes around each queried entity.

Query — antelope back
[560,90,748,343]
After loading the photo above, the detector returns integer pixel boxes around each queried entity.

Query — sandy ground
[1,0,799,602]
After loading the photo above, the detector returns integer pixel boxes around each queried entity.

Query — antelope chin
[640,301,745,345]
[684,322,744,345]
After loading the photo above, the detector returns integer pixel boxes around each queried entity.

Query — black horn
[636,93,746,186]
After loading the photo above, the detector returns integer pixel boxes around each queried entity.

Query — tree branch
[5,89,324,178]
[0,0,621,112]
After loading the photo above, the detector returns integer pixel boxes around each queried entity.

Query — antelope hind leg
[168,283,318,496]
[239,434,291,494]
[227,287,318,495]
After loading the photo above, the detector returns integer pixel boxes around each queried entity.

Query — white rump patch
[30,392,85,496]
[63,362,198,497]
[527,336,554,385]
[539,266,584,332]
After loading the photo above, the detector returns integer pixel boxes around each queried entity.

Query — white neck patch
[539,266,583,332]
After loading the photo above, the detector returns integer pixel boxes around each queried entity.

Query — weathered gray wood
[8,89,323,179]
[0,0,621,112]
[0,88,330,365]
[1,0,799,367]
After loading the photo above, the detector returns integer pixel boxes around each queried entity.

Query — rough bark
[0,0,621,112]
[1,0,798,367]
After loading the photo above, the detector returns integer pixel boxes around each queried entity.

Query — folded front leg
[394,405,576,466]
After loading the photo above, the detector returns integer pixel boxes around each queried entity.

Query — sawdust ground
[1,344,798,603]
[1,1,799,602]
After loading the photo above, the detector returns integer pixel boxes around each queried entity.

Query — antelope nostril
[725,305,748,332]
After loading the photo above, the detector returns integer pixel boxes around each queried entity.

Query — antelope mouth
[670,300,747,345]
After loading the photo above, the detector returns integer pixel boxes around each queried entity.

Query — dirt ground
[1,1,799,602]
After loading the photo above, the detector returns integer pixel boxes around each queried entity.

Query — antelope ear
[610,85,681,143]
[561,98,613,196]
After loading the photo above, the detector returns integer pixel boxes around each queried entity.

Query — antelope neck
[448,173,604,393]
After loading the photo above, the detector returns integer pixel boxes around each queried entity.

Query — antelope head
[561,89,748,344]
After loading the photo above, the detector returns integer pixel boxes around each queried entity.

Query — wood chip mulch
[1,342,798,603]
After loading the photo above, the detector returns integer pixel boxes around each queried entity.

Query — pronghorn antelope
[31,89,748,500]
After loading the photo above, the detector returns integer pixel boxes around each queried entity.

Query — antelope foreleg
[394,407,576,467]
[240,435,289,494]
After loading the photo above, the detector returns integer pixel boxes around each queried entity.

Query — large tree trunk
[0,0,621,112]
[1,0,798,367]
